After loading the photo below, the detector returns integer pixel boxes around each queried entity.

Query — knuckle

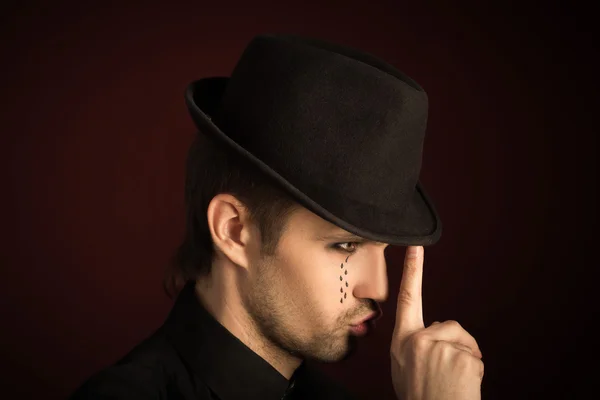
[432,340,451,359]
[397,288,413,306]
[445,319,462,329]
[404,259,418,275]
[455,349,474,369]
[456,349,484,375]
[410,332,430,354]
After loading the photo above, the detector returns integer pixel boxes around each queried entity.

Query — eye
[333,242,360,254]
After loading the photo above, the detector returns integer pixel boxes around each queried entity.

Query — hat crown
[186,34,441,245]
[213,34,429,216]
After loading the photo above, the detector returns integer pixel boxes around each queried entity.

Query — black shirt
[69,280,358,400]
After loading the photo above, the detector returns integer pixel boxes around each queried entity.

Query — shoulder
[68,329,207,400]
[68,362,162,400]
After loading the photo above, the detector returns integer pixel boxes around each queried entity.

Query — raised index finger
[393,246,425,337]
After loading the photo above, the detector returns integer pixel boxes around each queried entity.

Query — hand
[390,246,484,400]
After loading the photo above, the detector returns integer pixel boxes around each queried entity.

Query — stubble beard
[245,256,358,364]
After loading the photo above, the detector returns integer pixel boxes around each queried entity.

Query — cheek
[338,254,351,304]
[268,248,353,315]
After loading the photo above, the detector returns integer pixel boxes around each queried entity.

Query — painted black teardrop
[340,287,343,293]
[344,292,347,299]
[340,276,342,281]
[345,282,348,287]
[345,270,347,275]
[340,263,343,269]
[340,298,343,303]
[345,255,350,263]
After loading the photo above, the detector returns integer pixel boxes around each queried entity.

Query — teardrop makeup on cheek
[340,255,351,303]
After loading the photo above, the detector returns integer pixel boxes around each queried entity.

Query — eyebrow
[315,231,370,243]
[315,231,390,248]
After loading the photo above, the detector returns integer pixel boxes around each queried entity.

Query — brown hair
[162,132,299,299]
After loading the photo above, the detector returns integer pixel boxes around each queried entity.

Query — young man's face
[242,206,389,362]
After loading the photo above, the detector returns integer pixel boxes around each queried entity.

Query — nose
[351,247,388,303]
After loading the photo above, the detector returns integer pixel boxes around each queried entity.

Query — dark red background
[1,1,596,399]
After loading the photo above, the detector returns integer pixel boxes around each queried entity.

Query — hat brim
[185,77,442,246]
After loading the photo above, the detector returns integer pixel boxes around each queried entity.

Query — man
[70,34,484,400]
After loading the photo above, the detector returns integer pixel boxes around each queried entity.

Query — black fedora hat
[184,34,442,246]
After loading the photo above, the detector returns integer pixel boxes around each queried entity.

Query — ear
[206,193,257,270]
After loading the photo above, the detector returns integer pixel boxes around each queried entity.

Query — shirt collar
[162,280,301,400]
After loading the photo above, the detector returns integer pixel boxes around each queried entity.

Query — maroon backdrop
[1,2,596,399]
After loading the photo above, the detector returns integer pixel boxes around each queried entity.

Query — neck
[193,266,302,380]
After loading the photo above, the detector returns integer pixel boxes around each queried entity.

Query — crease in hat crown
[185,33,442,246]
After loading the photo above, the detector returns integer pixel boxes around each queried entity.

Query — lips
[351,309,383,327]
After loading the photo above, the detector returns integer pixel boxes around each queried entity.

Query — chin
[338,335,359,361]
[304,334,359,363]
